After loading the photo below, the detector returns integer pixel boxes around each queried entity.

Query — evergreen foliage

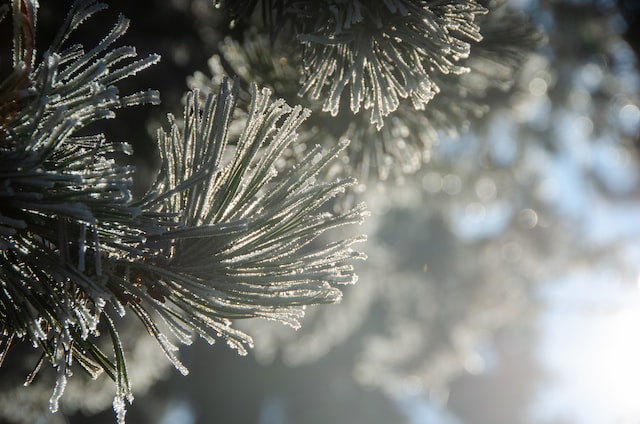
[1,1,366,421]
[196,0,540,181]
[2,0,620,423]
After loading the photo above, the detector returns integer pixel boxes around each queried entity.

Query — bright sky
[534,271,640,424]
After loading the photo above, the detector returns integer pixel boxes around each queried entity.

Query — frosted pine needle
[297,0,487,129]
[1,1,367,423]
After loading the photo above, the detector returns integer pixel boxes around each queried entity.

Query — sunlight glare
[536,277,640,424]
[591,301,640,418]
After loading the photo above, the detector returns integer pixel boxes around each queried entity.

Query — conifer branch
[1,2,367,422]
[297,0,487,130]
[192,1,541,182]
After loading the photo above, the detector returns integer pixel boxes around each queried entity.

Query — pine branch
[1,1,160,420]
[342,0,544,180]
[131,80,367,351]
[192,1,541,182]
[295,0,486,129]
[1,2,368,422]
[213,0,487,129]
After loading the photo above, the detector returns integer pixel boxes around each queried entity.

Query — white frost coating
[49,373,67,413]
[227,338,249,356]
[113,394,127,424]
[73,301,100,340]
[95,296,106,309]
[113,297,127,317]
[158,333,189,376]
[30,318,47,341]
